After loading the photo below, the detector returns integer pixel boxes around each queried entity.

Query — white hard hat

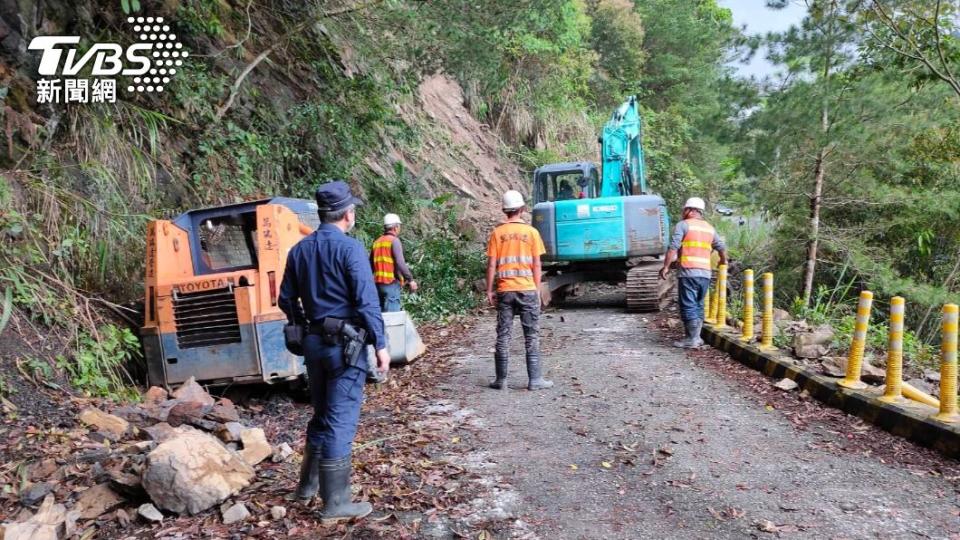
[502,190,525,210]
[683,197,706,211]
[383,213,402,227]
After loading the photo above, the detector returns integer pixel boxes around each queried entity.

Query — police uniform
[278,180,385,522]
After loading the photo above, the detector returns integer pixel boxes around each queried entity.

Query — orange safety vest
[679,218,716,270]
[487,221,546,292]
[371,234,397,284]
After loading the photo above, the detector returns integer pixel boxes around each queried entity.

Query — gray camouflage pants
[495,291,540,364]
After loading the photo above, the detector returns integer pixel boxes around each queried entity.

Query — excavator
[531,96,671,311]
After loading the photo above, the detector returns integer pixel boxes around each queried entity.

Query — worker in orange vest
[370,214,418,312]
[485,190,553,391]
[658,197,727,348]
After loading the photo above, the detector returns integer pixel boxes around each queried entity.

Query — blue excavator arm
[599,96,647,197]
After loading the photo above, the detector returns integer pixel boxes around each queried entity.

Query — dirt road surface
[445,288,960,539]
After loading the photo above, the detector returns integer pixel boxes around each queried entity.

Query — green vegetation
[58,325,141,402]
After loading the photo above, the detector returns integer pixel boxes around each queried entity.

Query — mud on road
[448,287,960,539]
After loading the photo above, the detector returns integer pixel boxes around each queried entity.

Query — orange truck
[141,198,318,387]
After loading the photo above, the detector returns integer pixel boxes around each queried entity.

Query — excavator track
[625,263,668,313]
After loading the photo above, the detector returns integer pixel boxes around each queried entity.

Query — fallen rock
[107,470,146,500]
[78,408,130,441]
[773,308,792,321]
[792,324,834,358]
[666,318,681,329]
[820,357,847,377]
[110,406,151,425]
[905,378,938,396]
[137,503,163,523]
[141,422,177,443]
[861,359,886,385]
[74,484,125,520]
[217,422,245,443]
[773,378,798,391]
[3,494,78,540]
[122,440,157,454]
[924,370,941,383]
[141,428,255,514]
[143,400,179,423]
[239,428,272,466]
[272,442,293,463]
[166,401,212,428]
[171,377,215,407]
[20,482,55,507]
[221,502,250,525]
[270,506,287,520]
[142,386,168,407]
[207,399,240,424]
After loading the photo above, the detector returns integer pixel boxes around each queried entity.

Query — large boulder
[141,428,255,515]
[793,324,834,359]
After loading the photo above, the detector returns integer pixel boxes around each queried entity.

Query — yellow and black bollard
[933,304,960,423]
[715,265,728,329]
[708,282,719,325]
[740,270,755,342]
[838,290,873,390]
[704,288,715,325]
[759,272,776,350]
[879,296,905,403]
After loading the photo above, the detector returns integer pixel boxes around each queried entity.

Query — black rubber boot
[526,359,554,390]
[673,319,694,348]
[318,456,372,524]
[295,442,321,502]
[489,356,508,389]
[690,318,704,348]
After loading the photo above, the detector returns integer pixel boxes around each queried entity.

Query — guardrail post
[934,303,960,423]
[838,290,873,390]
[759,272,776,350]
[740,270,755,342]
[715,265,728,329]
[704,288,715,325]
[880,296,905,403]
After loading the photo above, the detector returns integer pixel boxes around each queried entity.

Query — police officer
[278,180,391,523]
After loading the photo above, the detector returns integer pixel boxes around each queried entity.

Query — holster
[283,324,304,356]
[315,317,368,371]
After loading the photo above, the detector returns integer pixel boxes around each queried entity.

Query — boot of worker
[295,442,321,502]
[689,318,704,348]
[673,319,694,348]
[489,356,508,389]
[526,358,554,390]
[318,456,372,524]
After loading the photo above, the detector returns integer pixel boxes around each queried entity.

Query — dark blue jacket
[279,224,386,350]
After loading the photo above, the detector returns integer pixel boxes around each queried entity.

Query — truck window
[197,213,258,272]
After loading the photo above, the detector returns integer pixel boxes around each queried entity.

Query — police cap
[315,180,363,212]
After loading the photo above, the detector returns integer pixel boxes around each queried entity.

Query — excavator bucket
[368,310,426,365]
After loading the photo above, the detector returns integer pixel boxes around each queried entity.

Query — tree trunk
[801,149,825,306]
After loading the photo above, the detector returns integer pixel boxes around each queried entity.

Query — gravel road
[447,288,960,539]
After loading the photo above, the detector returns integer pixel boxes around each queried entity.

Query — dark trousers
[678,276,711,322]
[303,334,366,459]
[495,291,540,364]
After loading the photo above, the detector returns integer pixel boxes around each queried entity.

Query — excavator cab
[533,163,599,203]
